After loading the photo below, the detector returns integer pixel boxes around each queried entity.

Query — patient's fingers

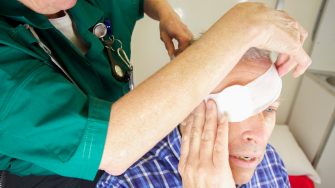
[180,113,193,134]
[179,101,206,174]
[178,102,234,187]
[178,113,193,174]
[213,114,229,168]
[188,102,206,162]
[200,100,218,162]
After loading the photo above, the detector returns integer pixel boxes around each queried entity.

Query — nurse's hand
[159,11,193,58]
[251,3,311,77]
[178,100,235,188]
[216,2,311,77]
[143,0,193,58]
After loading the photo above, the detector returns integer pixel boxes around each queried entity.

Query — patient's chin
[231,166,256,185]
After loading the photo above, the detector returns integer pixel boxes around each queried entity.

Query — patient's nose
[241,114,267,145]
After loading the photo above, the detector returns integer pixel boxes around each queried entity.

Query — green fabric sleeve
[0,47,111,180]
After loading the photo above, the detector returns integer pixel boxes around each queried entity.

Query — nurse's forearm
[100,12,253,175]
[143,0,174,21]
[100,3,308,175]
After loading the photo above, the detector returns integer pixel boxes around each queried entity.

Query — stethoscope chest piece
[93,23,107,38]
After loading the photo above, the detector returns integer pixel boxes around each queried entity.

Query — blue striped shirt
[97,128,290,188]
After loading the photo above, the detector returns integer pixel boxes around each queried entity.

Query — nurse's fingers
[285,17,308,45]
[276,11,307,44]
[175,31,193,56]
[276,47,312,77]
[272,11,311,77]
[213,114,229,168]
[292,47,312,77]
[160,31,175,59]
[276,55,296,77]
[296,21,308,44]
[275,53,289,67]
[200,100,218,162]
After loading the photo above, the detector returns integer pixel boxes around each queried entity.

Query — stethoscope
[25,19,134,91]
[93,20,134,90]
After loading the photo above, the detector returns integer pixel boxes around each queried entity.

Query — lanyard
[93,22,134,90]
[25,24,77,85]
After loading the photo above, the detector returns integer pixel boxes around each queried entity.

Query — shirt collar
[167,131,284,188]
[168,128,182,160]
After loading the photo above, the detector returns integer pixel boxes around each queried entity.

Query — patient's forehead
[270,100,281,108]
[233,58,271,80]
[212,57,272,93]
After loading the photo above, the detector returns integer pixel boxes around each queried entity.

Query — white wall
[310,0,335,73]
[277,0,323,123]
[316,122,335,188]
[131,0,322,124]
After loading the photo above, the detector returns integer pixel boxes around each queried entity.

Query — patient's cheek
[262,108,276,122]
[261,112,276,139]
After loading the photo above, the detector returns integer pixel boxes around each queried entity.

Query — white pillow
[269,124,321,184]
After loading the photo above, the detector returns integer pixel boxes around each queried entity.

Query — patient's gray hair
[241,47,272,63]
[190,36,272,62]
[191,37,271,63]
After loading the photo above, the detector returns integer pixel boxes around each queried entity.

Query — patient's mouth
[232,155,257,162]
[230,155,259,168]
[238,156,256,161]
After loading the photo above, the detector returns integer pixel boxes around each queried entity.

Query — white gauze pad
[207,65,282,122]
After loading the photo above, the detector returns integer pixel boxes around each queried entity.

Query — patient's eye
[263,101,280,118]
[264,106,277,113]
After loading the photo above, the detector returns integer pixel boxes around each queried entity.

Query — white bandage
[207,65,282,122]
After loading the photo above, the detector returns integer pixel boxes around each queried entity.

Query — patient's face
[213,55,280,184]
[228,101,279,184]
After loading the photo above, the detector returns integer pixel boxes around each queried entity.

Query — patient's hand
[178,100,235,188]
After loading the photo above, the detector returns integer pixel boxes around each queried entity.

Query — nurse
[0,0,310,187]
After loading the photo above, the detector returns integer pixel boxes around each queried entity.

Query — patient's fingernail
[220,113,229,123]
[206,102,212,110]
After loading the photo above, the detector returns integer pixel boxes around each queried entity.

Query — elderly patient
[97,48,289,188]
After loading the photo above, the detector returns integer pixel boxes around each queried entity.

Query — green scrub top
[0,0,143,180]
